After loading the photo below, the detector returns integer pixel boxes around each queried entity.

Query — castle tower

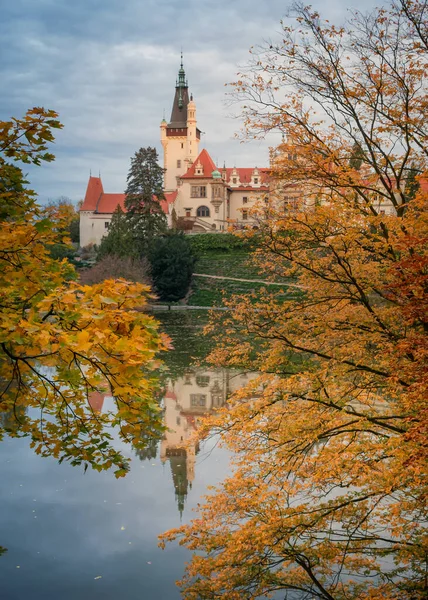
[160,54,201,192]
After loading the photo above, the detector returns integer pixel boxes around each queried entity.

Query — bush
[149,232,196,302]
[189,232,250,254]
[79,255,151,286]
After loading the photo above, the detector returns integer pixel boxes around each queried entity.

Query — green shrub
[149,232,196,302]
[189,233,250,254]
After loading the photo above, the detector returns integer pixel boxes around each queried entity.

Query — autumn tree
[124,146,167,255]
[161,2,428,599]
[0,108,169,477]
[43,196,80,261]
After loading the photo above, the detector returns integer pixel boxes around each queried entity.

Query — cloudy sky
[1,0,378,203]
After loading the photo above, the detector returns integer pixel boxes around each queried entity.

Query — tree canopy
[0,108,169,477]
[124,146,167,255]
[161,2,428,598]
[149,231,196,302]
[97,205,136,259]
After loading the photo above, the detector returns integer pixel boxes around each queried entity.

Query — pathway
[193,273,300,288]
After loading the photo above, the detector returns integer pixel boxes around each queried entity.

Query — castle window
[191,186,206,198]
[242,210,248,220]
[243,196,248,204]
[254,178,259,184]
[177,159,181,168]
[104,221,110,229]
[181,143,184,149]
[197,205,210,218]
[232,177,237,184]
[196,375,210,387]
[190,394,207,407]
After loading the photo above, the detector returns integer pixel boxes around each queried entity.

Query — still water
[0,311,249,600]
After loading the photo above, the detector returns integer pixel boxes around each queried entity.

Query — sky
[1,0,379,203]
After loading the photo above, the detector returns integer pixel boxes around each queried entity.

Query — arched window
[197,205,210,218]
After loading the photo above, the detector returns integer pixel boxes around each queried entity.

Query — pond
[0,311,252,600]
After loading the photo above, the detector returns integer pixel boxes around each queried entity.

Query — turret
[186,94,197,166]
[161,54,201,192]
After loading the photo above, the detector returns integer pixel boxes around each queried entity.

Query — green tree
[349,142,365,170]
[149,231,196,302]
[43,196,80,260]
[97,205,135,259]
[125,147,167,255]
[405,165,421,201]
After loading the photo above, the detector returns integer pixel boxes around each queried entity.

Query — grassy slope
[188,250,301,307]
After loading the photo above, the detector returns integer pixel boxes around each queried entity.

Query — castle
[79,56,269,247]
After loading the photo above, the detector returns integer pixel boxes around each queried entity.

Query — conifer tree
[149,231,196,302]
[97,205,135,259]
[125,147,167,255]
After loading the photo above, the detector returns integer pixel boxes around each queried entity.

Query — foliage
[149,231,196,302]
[125,146,167,255]
[189,232,250,254]
[79,255,151,286]
[42,197,80,262]
[0,108,169,478]
[97,205,136,259]
[405,165,421,201]
[161,2,428,598]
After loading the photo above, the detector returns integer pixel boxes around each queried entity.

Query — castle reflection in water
[88,368,257,515]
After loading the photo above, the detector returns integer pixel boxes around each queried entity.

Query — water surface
[0,311,242,600]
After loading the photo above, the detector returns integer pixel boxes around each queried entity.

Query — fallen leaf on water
[120,526,126,531]
[94,576,102,580]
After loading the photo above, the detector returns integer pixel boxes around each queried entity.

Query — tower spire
[177,52,186,88]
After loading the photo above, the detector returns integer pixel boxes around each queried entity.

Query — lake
[0,311,249,600]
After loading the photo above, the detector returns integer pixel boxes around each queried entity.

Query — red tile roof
[88,391,105,412]
[180,151,268,187]
[81,176,104,211]
[181,149,217,178]
[224,167,269,186]
[96,193,126,214]
[80,176,174,215]
[161,191,178,213]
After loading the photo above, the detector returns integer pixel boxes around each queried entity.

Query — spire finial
[177,50,186,88]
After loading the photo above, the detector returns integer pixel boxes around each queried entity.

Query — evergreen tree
[349,142,364,170]
[149,231,196,302]
[125,147,167,255]
[97,205,135,259]
[405,165,421,201]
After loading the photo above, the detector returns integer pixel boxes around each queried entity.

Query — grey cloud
[1,0,379,202]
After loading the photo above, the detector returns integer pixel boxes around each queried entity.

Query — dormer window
[232,177,237,184]
[254,178,259,184]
